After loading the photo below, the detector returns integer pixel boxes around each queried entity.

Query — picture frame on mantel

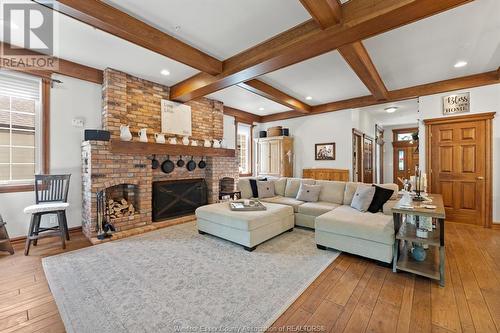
[315,143,335,160]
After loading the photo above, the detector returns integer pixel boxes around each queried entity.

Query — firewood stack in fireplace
[106,198,135,219]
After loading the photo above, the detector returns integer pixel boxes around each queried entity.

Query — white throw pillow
[350,186,376,212]
[257,181,275,199]
[273,178,288,196]
[296,184,321,202]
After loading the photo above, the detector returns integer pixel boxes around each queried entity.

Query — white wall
[417,83,500,223]
[223,115,235,149]
[0,74,102,237]
[257,109,355,177]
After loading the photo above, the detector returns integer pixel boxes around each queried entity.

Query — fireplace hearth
[153,179,208,221]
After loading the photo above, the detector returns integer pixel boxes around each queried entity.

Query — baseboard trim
[10,226,82,245]
[491,224,500,230]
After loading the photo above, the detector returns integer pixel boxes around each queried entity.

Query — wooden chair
[0,214,14,255]
[23,174,71,255]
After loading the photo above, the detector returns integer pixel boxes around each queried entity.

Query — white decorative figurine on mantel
[119,124,132,141]
[182,136,190,145]
[154,133,165,144]
[138,128,148,143]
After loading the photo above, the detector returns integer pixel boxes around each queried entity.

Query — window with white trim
[237,123,251,175]
[0,71,42,185]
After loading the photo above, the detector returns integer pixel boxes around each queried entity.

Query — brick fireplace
[81,68,238,239]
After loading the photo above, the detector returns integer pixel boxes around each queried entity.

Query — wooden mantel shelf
[109,140,236,157]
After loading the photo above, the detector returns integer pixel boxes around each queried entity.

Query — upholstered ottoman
[195,202,294,251]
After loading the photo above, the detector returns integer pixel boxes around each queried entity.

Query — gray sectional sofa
[238,177,399,263]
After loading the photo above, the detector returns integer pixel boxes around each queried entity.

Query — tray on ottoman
[229,200,267,211]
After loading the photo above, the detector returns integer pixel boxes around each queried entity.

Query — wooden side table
[0,216,15,255]
[392,194,446,286]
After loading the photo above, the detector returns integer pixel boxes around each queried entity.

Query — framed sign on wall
[161,99,192,136]
[443,92,470,115]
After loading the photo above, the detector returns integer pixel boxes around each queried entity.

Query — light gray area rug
[43,222,339,333]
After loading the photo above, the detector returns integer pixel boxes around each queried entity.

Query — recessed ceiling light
[160,69,170,76]
[385,107,398,113]
[259,107,265,111]
[305,96,313,100]
[454,61,468,68]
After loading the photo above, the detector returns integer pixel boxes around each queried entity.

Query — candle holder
[413,166,426,202]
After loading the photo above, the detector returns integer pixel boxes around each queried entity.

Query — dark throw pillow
[249,178,267,198]
[368,185,395,213]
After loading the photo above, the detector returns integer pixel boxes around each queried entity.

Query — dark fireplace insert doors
[152,179,208,222]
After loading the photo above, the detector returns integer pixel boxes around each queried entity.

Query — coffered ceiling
[102,0,311,60]
[2,0,499,120]
[363,0,500,91]
[207,86,291,116]
[259,50,371,106]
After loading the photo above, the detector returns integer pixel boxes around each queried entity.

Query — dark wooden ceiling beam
[32,0,222,75]
[338,41,388,100]
[237,80,312,113]
[0,42,103,84]
[171,0,473,102]
[223,106,263,124]
[299,0,343,28]
[260,69,499,122]
[497,66,500,80]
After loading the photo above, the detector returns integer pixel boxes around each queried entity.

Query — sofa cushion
[238,178,253,199]
[196,202,293,231]
[249,178,268,198]
[368,185,395,213]
[284,178,315,198]
[316,180,346,204]
[257,181,275,199]
[343,182,367,205]
[351,186,376,212]
[382,199,399,216]
[260,196,305,212]
[298,201,339,217]
[296,184,321,202]
[273,178,288,196]
[315,205,394,245]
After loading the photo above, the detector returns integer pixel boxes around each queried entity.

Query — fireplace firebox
[152,179,208,222]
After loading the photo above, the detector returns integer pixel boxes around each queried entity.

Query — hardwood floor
[1,223,499,333]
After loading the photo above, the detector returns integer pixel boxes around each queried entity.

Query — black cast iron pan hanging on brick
[198,156,206,169]
[177,156,185,167]
[151,154,159,169]
[161,155,175,174]
[186,156,196,171]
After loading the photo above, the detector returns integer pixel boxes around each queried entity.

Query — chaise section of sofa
[236,177,399,263]
[314,205,395,263]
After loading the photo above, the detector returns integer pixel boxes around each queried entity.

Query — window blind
[0,72,41,101]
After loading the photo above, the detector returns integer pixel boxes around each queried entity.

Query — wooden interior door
[352,131,362,182]
[429,119,487,225]
[393,145,419,188]
[363,136,374,183]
